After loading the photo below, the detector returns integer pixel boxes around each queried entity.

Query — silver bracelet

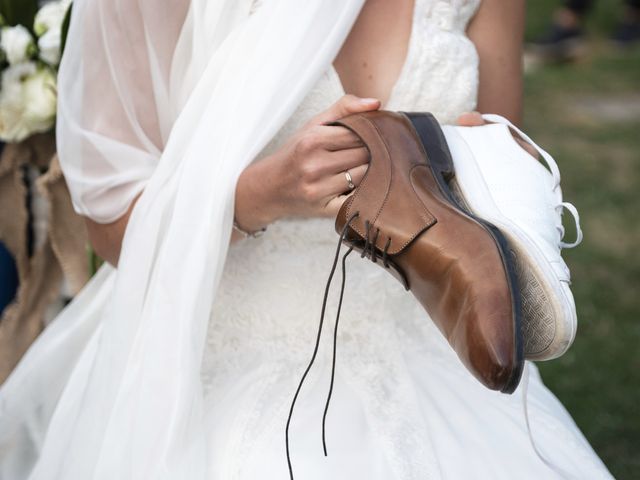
[233,217,267,238]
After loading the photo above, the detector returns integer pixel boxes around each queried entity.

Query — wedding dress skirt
[1,1,612,478]
[203,214,612,479]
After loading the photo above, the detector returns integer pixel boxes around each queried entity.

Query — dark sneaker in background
[529,23,588,63]
[610,13,640,47]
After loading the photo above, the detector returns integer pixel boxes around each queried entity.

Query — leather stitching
[340,114,436,255]
[340,116,391,240]
[367,116,437,254]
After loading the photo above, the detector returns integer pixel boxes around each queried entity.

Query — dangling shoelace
[522,363,580,478]
[484,114,584,476]
[286,211,396,480]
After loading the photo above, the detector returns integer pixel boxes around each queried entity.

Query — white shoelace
[482,114,584,477]
[522,364,580,479]
[482,114,584,250]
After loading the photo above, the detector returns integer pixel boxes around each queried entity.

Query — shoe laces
[482,114,583,250]
[362,219,392,268]
[285,212,393,479]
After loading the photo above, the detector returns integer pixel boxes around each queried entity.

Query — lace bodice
[258,0,480,160]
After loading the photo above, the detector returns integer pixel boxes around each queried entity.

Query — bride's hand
[234,95,380,232]
[456,111,539,159]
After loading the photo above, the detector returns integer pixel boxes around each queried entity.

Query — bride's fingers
[319,163,368,200]
[316,126,364,151]
[323,192,352,218]
[456,111,485,126]
[456,112,538,159]
[323,164,369,218]
[319,146,369,176]
[308,94,380,127]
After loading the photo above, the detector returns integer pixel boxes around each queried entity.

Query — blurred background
[525,0,640,477]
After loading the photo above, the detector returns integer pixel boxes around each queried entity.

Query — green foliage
[525,0,628,40]
[87,244,103,277]
[0,0,38,31]
[526,4,640,479]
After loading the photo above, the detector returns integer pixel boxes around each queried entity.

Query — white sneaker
[441,115,583,361]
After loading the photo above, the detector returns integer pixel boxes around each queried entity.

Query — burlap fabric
[0,133,90,384]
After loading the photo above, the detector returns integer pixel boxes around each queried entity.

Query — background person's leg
[565,0,596,16]
[530,0,595,62]
[612,0,640,45]
[0,243,19,316]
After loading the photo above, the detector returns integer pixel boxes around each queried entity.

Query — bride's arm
[84,197,139,268]
[63,0,375,267]
[466,0,526,125]
[88,95,378,267]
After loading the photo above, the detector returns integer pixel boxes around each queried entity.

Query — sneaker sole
[442,127,577,361]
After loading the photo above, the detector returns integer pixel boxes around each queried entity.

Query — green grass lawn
[525,2,640,478]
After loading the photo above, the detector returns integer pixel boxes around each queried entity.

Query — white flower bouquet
[0,0,71,142]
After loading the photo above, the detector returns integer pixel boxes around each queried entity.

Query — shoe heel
[404,112,456,184]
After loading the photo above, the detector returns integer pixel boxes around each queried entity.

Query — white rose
[1,25,36,66]
[0,63,38,141]
[34,0,72,37]
[0,63,57,142]
[22,67,57,134]
[38,28,61,65]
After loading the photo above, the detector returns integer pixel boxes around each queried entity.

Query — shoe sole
[405,112,525,393]
[441,126,577,361]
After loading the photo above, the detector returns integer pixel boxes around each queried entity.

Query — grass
[524,2,640,478]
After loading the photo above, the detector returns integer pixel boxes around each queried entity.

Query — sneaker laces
[522,363,579,478]
[482,114,583,250]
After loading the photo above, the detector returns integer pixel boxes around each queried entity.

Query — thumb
[456,111,486,127]
[311,94,381,126]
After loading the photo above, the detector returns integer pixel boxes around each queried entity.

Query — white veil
[0,0,364,478]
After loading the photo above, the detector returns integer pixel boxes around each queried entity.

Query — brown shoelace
[285,211,394,480]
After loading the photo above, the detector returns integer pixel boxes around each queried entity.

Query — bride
[0,0,613,478]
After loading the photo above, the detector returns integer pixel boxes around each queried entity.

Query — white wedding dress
[0,0,613,479]
[201,1,611,479]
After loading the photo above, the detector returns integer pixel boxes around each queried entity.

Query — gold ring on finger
[345,170,355,190]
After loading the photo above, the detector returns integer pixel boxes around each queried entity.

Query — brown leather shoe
[332,111,524,393]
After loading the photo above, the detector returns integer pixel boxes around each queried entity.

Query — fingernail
[359,97,379,105]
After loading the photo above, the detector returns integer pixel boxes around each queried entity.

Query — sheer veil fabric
[0,0,366,478]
